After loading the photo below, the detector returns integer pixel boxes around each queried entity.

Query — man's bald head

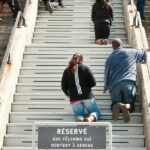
[112,38,122,50]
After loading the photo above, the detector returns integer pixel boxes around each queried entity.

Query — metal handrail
[0,11,26,82]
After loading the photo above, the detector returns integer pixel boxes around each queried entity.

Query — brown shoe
[112,103,121,121]
[121,104,130,123]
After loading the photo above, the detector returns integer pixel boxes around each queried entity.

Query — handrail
[0,11,26,82]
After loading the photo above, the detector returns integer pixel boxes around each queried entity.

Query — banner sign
[38,126,106,149]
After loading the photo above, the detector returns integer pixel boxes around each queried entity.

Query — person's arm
[135,49,147,63]
[104,57,111,92]
[61,69,69,96]
[109,5,113,25]
[86,66,96,88]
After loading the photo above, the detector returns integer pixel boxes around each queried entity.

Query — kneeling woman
[91,0,113,45]
[61,53,101,122]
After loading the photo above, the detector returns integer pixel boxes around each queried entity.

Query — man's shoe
[46,1,54,14]
[121,104,130,123]
[112,103,121,121]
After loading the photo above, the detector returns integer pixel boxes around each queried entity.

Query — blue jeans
[110,80,136,111]
[137,0,146,20]
[71,98,101,120]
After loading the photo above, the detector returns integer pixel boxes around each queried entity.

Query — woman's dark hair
[67,53,83,74]
[96,0,108,8]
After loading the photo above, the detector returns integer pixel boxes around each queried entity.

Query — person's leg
[94,23,103,45]
[71,101,86,122]
[58,0,64,8]
[110,84,123,121]
[83,98,101,122]
[122,80,136,112]
[101,23,110,44]
[137,0,145,20]
[46,0,54,13]
[13,0,20,18]
[119,81,136,123]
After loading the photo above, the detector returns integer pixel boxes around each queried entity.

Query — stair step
[14,93,110,102]
[18,75,105,83]
[21,62,106,68]
[20,67,105,75]
[6,123,144,135]
[37,13,124,17]
[9,112,142,124]
[39,6,123,12]
[11,102,141,113]
[2,147,147,150]
[3,134,145,147]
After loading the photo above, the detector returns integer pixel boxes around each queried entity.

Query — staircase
[2,0,146,149]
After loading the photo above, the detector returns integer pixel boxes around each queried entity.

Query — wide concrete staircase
[2,0,146,149]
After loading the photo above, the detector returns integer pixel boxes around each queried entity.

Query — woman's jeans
[71,98,101,120]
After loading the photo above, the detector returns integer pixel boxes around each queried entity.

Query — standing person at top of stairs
[43,0,64,14]
[91,0,113,45]
[104,38,147,123]
[61,53,101,122]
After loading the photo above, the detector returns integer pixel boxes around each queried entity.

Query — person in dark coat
[61,53,101,122]
[91,0,113,45]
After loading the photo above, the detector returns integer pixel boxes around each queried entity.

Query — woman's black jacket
[61,64,96,101]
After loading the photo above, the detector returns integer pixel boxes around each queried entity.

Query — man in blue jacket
[104,38,147,123]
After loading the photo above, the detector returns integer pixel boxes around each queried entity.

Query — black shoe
[46,1,53,14]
